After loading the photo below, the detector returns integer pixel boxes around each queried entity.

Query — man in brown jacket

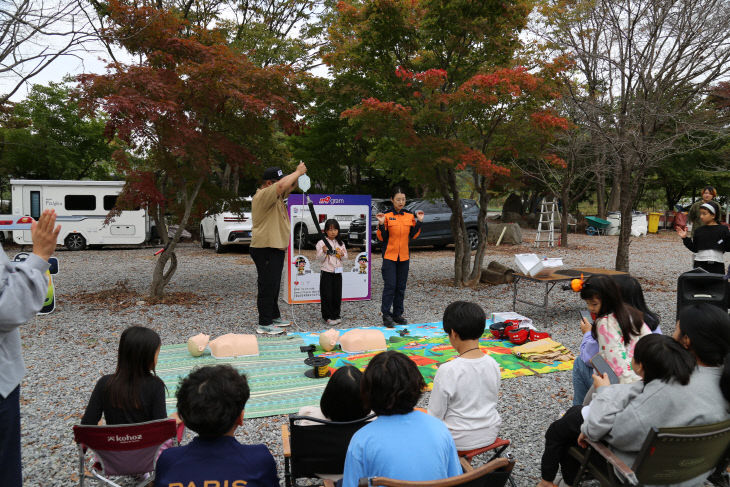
[250,162,307,334]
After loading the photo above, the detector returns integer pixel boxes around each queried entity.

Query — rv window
[30,191,41,219]
[65,195,96,211]
[103,195,118,210]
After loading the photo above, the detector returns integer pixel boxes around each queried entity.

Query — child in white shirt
[428,301,501,451]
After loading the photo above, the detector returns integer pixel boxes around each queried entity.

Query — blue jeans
[381,259,409,317]
[0,385,22,487]
[572,356,593,406]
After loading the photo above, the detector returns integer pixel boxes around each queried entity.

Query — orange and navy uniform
[377,209,422,261]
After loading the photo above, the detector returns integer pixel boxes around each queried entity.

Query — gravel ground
[10,229,709,486]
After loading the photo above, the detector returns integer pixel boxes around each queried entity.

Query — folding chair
[72,418,178,487]
[569,418,730,486]
[281,413,375,487]
[356,456,516,487]
[458,438,516,487]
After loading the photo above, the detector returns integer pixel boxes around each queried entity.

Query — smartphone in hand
[590,354,620,384]
[579,310,592,323]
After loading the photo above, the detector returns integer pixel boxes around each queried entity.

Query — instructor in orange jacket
[376,187,424,327]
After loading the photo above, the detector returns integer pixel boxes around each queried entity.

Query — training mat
[289,321,574,388]
[156,335,327,418]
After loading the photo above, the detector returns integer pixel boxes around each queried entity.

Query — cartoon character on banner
[352,252,368,274]
[293,255,311,276]
[13,252,59,314]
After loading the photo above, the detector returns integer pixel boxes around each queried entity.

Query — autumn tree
[535,0,730,271]
[77,0,298,298]
[328,0,568,285]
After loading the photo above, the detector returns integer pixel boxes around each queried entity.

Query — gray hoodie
[581,366,730,487]
[0,245,49,398]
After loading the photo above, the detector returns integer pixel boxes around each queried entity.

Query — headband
[701,203,716,215]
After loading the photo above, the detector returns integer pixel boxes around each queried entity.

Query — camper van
[9,179,151,250]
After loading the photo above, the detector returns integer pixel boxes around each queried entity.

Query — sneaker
[383,315,395,328]
[331,318,342,325]
[272,317,291,327]
[326,319,339,326]
[256,325,285,335]
[393,315,408,325]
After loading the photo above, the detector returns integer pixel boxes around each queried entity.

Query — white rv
[9,179,150,250]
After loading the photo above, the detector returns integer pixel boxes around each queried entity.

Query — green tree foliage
[0,82,115,195]
[326,0,568,285]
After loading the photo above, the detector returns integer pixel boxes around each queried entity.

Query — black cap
[262,167,284,181]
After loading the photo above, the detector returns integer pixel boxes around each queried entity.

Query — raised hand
[376,213,386,225]
[675,226,687,238]
[415,210,424,222]
[31,209,61,261]
[296,161,307,174]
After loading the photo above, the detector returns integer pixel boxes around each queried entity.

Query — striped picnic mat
[155,335,327,418]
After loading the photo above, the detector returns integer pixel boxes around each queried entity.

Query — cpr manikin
[187,333,210,357]
[319,328,340,352]
[339,329,387,353]
[209,334,259,358]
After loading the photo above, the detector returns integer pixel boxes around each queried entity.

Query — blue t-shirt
[155,436,278,487]
[342,410,461,487]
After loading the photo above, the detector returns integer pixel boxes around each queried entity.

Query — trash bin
[648,212,661,233]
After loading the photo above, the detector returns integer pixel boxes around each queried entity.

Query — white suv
[200,197,253,253]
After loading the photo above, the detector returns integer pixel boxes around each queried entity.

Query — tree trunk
[466,174,489,284]
[607,162,621,212]
[596,159,607,219]
[148,176,205,298]
[614,161,633,272]
[560,186,569,247]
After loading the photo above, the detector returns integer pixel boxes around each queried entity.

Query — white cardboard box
[514,253,563,277]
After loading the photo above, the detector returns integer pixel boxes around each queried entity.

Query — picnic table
[512,267,628,311]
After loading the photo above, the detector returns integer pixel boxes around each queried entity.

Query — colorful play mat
[156,322,573,419]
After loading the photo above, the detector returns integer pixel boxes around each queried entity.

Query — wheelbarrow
[585,216,611,235]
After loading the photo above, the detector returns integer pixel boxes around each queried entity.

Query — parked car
[348,198,483,250]
[200,197,253,253]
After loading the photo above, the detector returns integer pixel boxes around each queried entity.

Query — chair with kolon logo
[72,418,179,487]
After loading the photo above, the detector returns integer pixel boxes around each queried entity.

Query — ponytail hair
[633,334,695,385]
[580,275,644,343]
[677,304,730,402]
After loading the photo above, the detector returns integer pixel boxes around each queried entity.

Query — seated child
[298,365,370,423]
[81,326,167,425]
[155,365,278,487]
[427,301,501,450]
[538,334,696,487]
[573,276,660,405]
[342,351,461,487]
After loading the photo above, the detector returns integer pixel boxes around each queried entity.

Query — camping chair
[458,438,516,487]
[72,418,178,487]
[569,418,730,486]
[281,413,376,487]
[355,456,516,487]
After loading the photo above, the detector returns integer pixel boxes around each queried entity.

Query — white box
[514,253,540,274]
[528,257,563,277]
[514,253,563,277]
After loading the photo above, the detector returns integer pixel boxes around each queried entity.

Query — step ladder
[534,199,558,247]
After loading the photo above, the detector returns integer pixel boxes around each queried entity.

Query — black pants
[320,271,342,320]
[250,247,285,326]
[693,260,726,275]
[541,405,584,483]
[381,258,409,317]
[0,386,21,487]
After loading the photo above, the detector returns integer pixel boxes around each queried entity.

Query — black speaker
[676,268,728,316]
